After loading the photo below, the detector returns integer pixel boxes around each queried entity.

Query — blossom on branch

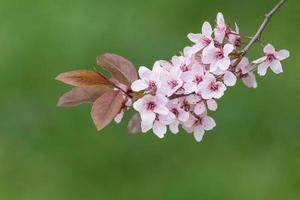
[56,3,290,142]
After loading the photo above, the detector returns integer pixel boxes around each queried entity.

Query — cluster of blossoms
[129,12,289,141]
[56,11,289,142]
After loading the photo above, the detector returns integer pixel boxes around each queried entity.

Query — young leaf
[56,70,112,87]
[57,87,111,107]
[91,90,124,131]
[127,112,141,134]
[96,53,138,86]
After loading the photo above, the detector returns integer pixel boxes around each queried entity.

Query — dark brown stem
[169,93,192,100]
[232,0,287,67]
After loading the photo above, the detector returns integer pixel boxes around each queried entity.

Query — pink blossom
[200,73,226,99]
[183,113,216,142]
[223,71,237,87]
[202,43,234,72]
[187,21,213,53]
[168,100,189,134]
[171,55,192,73]
[185,94,218,115]
[133,94,169,127]
[253,44,290,76]
[214,12,228,44]
[131,62,164,92]
[235,57,258,88]
[181,65,205,94]
[228,23,241,47]
[158,68,183,97]
[142,112,175,138]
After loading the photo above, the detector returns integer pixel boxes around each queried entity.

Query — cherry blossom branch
[232,0,287,67]
[56,1,290,142]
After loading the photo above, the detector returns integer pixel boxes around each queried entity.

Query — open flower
[253,44,290,76]
[202,43,234,72]
[183,113,216,142]
[167,100,189,134]
[133,94,169,127]
[200,73,226,99]
[141,112,175,138]
[171,54,192,72]
[181,65,205,94]
[158,69,183,97]
[235,57,257,88]
[185,94,218,115]
[228,23,241,47]
[131,61,164,92]
[214,12,228,44]
[187,21,213,53]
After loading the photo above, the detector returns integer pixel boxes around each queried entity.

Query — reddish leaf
[96,53,138,86]
[127,112,141,134]
[91,90,124,131]
[57,87,111,107]
[56,70,112,87]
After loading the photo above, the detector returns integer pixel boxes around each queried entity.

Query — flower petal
[194,102,206,115]
[131,80,148,91]
[270,60,283,74]
[153,121,166,138]
[187,33,202,44]
[223,44,234,57]
[170,121,179,134]
[206,99,218,111]
[263,44,275,54]
[257,62,269,76]
[242,73,258,88]
[141,122,152,133]
[275,49,290,61]
[138,66,152,80]
[202,116,216,131]
[218,57,231,71]
[202,21,212,37]
[178,111,189,122]
[140,112,156,125]
[252,56,267,64]
[193,125,205,142]
[223,71,237,86]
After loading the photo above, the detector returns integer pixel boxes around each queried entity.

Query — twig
[232,0,287,67]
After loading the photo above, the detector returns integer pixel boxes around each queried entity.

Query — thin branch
[232,0,287,67]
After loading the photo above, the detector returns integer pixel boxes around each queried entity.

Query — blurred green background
[0,0,299,199]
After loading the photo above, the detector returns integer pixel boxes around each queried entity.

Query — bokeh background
[0,0,299,199]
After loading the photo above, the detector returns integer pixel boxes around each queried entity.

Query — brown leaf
[97,53,138,86]
[127,112,141,134]
[56,70,112,87]
[57,87,111,107]
[91,90,124,131]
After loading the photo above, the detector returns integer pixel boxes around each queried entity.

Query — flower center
[180,64,189,72]
[215,51,224,59]
[194,75,203,84]
[266,54,276,62]
[148,80,157,90]
[182,100,190,111]
[146,101,156,111]
[171,108,179,117]
[168,79,179,89]
[202,37,211,46]
[235,37,241,47]
[210,82,219,91]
